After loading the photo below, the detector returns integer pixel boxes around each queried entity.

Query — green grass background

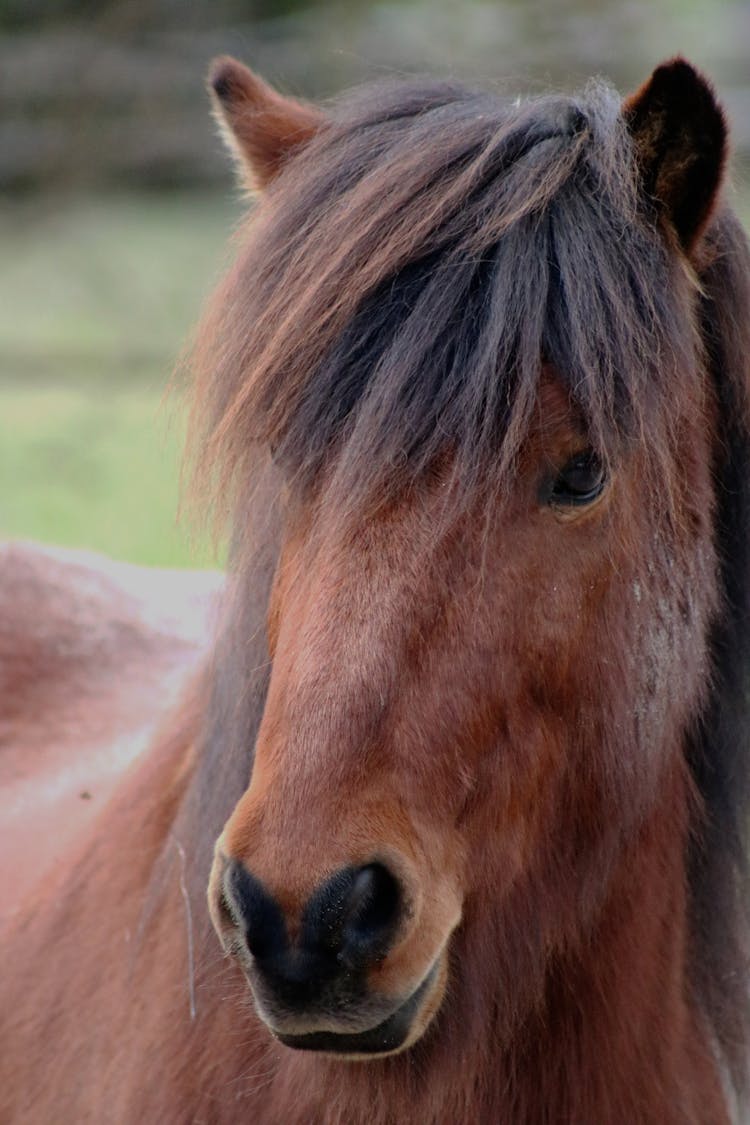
[1,188,748,569]
[0,193,240,567]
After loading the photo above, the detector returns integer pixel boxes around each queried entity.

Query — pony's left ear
[208,56,324,191]
[623,58,727,255]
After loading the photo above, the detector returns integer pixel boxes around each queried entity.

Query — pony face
[209,378,716,1056]
[199,58,728,1059]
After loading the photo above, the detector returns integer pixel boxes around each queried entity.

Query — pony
[1,55,749,1124]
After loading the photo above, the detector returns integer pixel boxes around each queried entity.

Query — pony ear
[208,56,324,191]
[623,58,727,254]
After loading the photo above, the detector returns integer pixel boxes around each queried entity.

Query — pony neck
[442,764,727,1124]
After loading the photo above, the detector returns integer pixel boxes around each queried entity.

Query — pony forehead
[195,77,698,520]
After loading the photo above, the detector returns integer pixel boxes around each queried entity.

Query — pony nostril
[219,859,404,976]
[223,859,288,960]
[339,863,401,964]
[303,862,402,967]
[344,864,400,939]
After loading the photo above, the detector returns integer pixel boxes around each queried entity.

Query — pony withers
[1,56,749,1124]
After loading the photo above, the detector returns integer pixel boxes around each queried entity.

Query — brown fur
[1,59,749,1123]
[0,543,220,923]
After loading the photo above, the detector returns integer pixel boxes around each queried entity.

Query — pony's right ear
[623,58,727,255]
[208,56,324,191]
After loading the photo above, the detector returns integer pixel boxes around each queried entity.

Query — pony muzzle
[208,847,457,1057]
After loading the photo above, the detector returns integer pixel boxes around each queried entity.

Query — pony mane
[185,75,750,1094]
[687,209,750,1095]
[188,77,697,533]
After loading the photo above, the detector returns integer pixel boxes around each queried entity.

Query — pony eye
[548,451,605,507]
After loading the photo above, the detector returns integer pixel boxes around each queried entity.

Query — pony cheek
[452,723,567,894]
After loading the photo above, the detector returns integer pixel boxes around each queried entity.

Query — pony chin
[272,953,451,1061]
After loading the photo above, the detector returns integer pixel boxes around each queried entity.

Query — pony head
[193,57,742,1064]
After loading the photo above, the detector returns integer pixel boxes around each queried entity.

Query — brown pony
[1,56,749,1124]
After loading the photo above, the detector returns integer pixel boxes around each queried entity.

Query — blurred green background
[1,0,748,567]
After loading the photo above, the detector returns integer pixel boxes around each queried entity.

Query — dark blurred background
[1,0,748,565]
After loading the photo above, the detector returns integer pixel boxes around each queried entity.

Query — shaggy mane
[189,78,697,531]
